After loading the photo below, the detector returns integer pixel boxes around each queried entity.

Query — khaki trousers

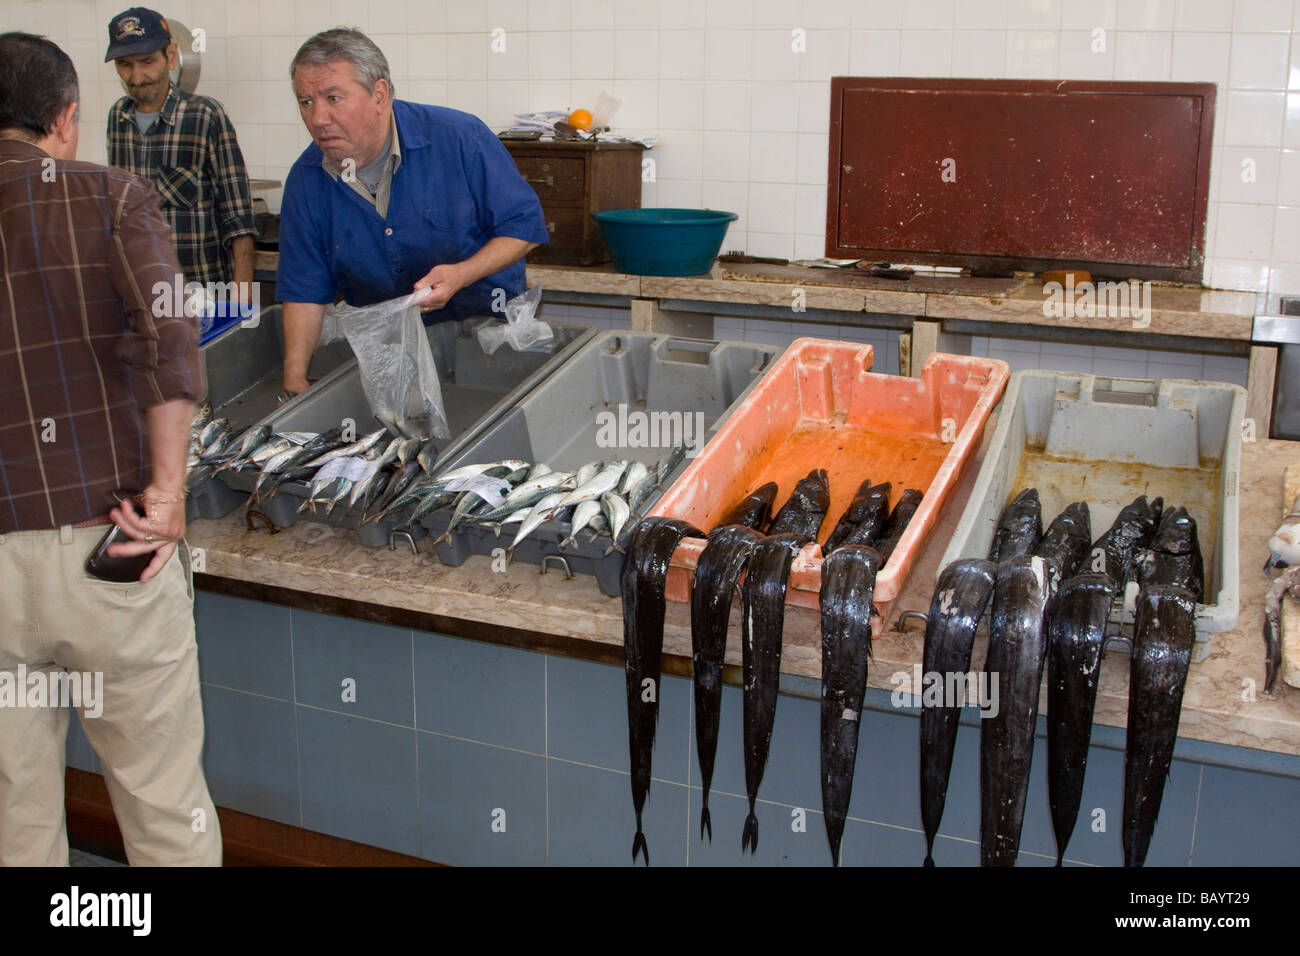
[0,526,221,866]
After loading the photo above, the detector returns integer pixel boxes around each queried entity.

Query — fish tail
[741,812,758,854]
[700,804,712,842]
[505,546,516,564]
[604,542,624,557]
[923,855,935,868]
[295,497,311,514]
[632,829,649,866]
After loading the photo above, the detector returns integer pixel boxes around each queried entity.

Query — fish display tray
[422,332,783,596]
[937,371,1246,641]
[222,318,594,537]
[189,305,353,521]
[649,340,1011,609]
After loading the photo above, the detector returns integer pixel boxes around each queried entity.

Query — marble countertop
[250,252,1258,341]
[186,425,1300,757]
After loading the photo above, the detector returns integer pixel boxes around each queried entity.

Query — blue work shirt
[276,100,548,319]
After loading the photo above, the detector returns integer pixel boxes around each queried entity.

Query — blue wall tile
[838,817,928,867]
[687,788,828,866]
[1192,765,1300,866]
[702,685,823,813]
[199,685,299,826]
[418,733,546,866]
[848,707,924,831]
[194,592,292,699]
[547,759,688,866]
[297,706,419,857]
[292,609,413,726]
[547,656,692,783]
[413,633,545,753]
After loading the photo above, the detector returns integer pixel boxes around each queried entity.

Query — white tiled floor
[538,303,1249,386]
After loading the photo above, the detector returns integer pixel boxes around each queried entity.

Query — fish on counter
[740,532,811,854]
[1138,506,1204,603]
[919,558,997,867]
[873,488,924,565]
[1091,494,1163,588]
[690,524,763,841]
[713,481,779,533]
[1123,584,1196,867]
[980,553,1050,867]
[819,544,882,867]
[622,517,703,865]
[768,468,830,538]
[1046,572,1115,865]
[823,479,891,554]
[989,488,1043,563]
[1034,501,1092,592]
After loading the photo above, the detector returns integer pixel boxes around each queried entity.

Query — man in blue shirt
[277,28,548,395]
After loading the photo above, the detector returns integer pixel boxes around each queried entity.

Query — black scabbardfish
[873,488,924,564]
[1138,506,1204,603]
[1035,501,1092,592]
[820,545,882,866]
[1090,494,1163,588]
[1124,584,1196,867]
[768,468,830,538]
[690,524,763,841]
[1046,572,1115,865]
[622,516,703,865]
[981,553,1050,867]
[740,532,812,853]
[989,488,1043,563]
[920,558,997,867]
[714,482,779,532]
[824,479,893,554]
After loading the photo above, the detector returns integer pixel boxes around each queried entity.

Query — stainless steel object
[1256,301,1300,440]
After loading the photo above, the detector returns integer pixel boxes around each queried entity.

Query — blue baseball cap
[105,7,173,62]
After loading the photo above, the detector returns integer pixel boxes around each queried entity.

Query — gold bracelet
[145,491,188,506]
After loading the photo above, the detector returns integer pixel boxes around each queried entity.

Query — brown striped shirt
[0,137,203,532]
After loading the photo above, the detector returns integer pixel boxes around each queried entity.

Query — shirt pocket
[156,165,201,209]
[424,200,477,234]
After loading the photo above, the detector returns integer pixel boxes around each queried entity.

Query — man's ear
[54,100,78,145]
[164,40,180,71]
[373,77,390,111]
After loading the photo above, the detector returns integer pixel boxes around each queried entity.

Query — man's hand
[413,262,468,313]
[282,301,326,394]
[108,491,185,583]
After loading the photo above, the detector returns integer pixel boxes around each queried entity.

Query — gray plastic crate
[938,371,1246,648]
[188,305,353,521]
[222,317,594,539]
[420,332,782,597]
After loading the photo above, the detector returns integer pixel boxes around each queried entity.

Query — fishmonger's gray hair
[290,28,394,97]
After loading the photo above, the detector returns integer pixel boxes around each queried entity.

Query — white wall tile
[570,30,613,79]
[751,30,801,82]
[751,0,800,29]
[526,79,570,111]
[707,0,754,29]
[657,80,705,131]
[1008,0,1063,30]
[1117,0,1175,31]
[445,32,488,78]
[1226,90,1287,146]
[900,0,955,31]
[487,33,529,80]
[1217,202,1277,259]
[747,232,796,258]
[656,178,703,206]
[529,31,571,78]
[613,0,661,30]
[1234,0,1295,33]
[795,183,828,233]
[794,233,827,258]
[796,132,829,184]
[1285,93,1300,148]
[797,81,832,133]
[1229,32,1291,90]
[1274,206,1300,261]
[953,30,1008,77]
[444,80,487,118]
[750,131,799,182]
[956,0,1009,29]
[1113,31,1172,80]
[1173,0,1232,32]
[748,182,797,232]
[1061,0,1116,30]
[528,0,571,31]
[615,30,660,79]
[1279,149,1300,205]
[447,1,488,32]
[850,30,903,74]
[1218,147,1281,203]
[1058,28,1114,77]
[705,30,752,80]
[1170,31,1230,84]
[797,29,851,82]
[1006,29,1060,76]
[702,130,750,180]
[901,30,954,76]
[702,80,751,131]
[611,79,658,128]
[661,29,706,79]
[749,81,799,132]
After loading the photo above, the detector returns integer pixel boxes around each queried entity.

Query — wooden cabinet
[503,140,645,266]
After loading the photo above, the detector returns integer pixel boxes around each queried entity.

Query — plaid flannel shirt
[107,86,256,287]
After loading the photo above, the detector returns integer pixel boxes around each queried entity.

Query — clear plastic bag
[476,284,553,355]
[321,291,451,440]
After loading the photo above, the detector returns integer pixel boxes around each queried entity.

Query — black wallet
[85,523,152,583]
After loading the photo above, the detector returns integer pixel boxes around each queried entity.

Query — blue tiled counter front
[61,589,1300,866]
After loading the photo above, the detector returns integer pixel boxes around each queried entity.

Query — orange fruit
[568,108,593,130]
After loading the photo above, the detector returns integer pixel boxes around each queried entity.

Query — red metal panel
[826,78,1216,283]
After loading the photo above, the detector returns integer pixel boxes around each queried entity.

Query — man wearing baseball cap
[106,7,256,311]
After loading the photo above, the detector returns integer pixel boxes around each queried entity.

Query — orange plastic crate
[648,339,1009,608]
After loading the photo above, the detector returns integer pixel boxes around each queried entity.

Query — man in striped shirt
[105,7,256,306]
[0,32,220,866]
